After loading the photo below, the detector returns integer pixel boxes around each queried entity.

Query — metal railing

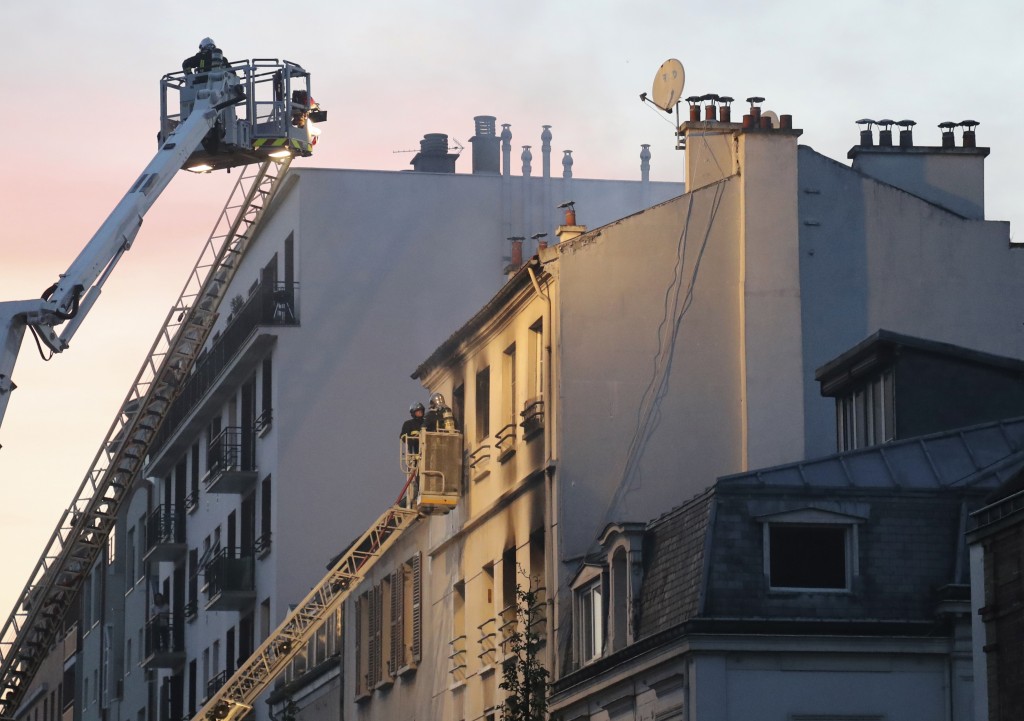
[146,505,185,550]
[152,281,298,455]
[448,634,467,684]
[204,549,255,599]
[205,427,255,482]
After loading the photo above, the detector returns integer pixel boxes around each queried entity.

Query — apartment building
[59,114,681,721]
[274,98,1024,721]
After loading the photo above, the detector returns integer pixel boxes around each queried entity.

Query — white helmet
[199,37,216,51]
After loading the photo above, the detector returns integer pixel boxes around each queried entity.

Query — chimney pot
[779,114,793,130]
[704,103,717,121]
[896,119,915,147]
[960,120,979,148]
[856,118,876,147]
[939,121,957,149]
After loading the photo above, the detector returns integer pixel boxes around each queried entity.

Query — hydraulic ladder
[0,157,293,718]
[195,505,419,721]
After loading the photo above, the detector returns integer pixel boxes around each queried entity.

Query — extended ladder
[0,158,292,718]
[196,505,419,721]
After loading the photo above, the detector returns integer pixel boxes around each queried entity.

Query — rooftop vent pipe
[746,96,764,127]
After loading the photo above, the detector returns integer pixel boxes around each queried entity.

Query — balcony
[203,427,257,494]
[204,549,255,611]
[149,281,299,462]
[205,670,229,702]
[520,396,544,440]
[144,505,186,563]
[142,613,186,669]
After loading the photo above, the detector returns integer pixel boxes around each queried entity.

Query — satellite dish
[651,59,685,112]
[763,110,780,128]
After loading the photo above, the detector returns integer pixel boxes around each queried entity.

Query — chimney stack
[470,115,500,174]
[556,201,585,243]
[410,133,458,173]
[505,237,524,277]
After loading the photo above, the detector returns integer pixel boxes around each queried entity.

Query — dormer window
[757,508,864,593]
[835,370,894,451]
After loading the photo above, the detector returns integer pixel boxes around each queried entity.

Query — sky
[0,0,1021,631]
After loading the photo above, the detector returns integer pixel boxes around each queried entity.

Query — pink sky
[1,0,1021,627]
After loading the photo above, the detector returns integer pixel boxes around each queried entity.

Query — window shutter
[354,595,364,696]
[392,570,404,670]
[368,586,379,688]
[411,553,422,663]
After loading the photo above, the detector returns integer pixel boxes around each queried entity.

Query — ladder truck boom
[0,76,237,432]
[0,57,324,718]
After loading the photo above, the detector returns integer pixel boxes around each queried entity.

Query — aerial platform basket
[160,58,326,173]
[417,430,463,513]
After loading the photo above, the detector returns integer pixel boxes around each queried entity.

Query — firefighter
[425,392,457,432]
[400,402,426,457]
[182,38,229,75]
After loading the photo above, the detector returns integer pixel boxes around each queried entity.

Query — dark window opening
[769,524,848,589]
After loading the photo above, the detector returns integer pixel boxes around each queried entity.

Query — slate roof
[635,417,1024,638]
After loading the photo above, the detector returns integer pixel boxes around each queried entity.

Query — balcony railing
[204,548,255,611]
[205,670,229,701]
[520,396,544,439]
[448,634,467,685]
[255,532,272,558]
[468,443,492,482]
[204,426,258,494]
[144,505,186,562]
[495,423,516,463]
[151,281,299,455]
[142,613,185,668]
[477,618,497,669]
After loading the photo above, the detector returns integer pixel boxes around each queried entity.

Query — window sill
[497,448,515,464]
[472,469,491,484]
[396,663,417,677]
[448,679,466,692]
[768,586,852,595]
[355,691,371,704]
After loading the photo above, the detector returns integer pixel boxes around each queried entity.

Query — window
[836,370,894,451]
[136,513,146,581]
[475,367,491,441]
[578,580,604,664]
[259,357,273,433]
[258,476,272,555]
[126,527,136,590]
[759,509,862,592]
[528,318,543,399]
[768,524,848,590]
[107,525,117,565]
[189,442,200,511]
[503,344,517,427]
[355,559,422,698]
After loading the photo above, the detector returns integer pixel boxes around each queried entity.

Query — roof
[635,416,1024,637]
[719,416,1024,491]
[815,328,1024,393]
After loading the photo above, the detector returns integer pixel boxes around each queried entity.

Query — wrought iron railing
[152,281,299,454]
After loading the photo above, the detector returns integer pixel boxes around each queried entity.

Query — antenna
[650,58,685,112]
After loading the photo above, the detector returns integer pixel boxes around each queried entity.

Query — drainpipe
[526,258,557,678]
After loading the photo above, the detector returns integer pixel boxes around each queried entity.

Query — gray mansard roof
[637,416,1024,638]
